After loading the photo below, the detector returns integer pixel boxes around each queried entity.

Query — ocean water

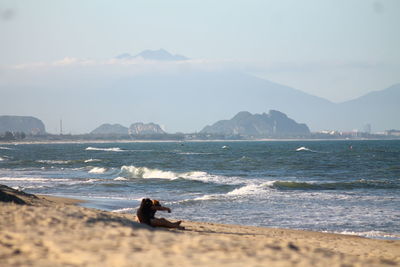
[0,140,399,239]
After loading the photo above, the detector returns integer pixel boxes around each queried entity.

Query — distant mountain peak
[116,49,188,61]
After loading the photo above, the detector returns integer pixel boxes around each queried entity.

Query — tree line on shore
[0,131,26,141]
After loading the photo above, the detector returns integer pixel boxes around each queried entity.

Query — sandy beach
[1,185,399,267]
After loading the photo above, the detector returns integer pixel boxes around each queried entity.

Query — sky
[0,0,399,133]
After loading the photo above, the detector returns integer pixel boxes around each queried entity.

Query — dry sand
[1,185,399,267]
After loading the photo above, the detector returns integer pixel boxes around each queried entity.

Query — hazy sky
[1,0,399,101]
[0,0,399,133]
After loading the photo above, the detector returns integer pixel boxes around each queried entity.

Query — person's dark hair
[140,198,153,208]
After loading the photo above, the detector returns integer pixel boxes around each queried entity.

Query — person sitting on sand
[137,198,184,230]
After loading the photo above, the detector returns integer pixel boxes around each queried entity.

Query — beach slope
[1,185,399,266]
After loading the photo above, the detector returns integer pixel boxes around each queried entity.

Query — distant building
[318,130,339,135]
[385,130,400,136]
[363,124,371,134]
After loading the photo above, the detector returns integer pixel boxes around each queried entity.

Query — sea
[1,140,399,239]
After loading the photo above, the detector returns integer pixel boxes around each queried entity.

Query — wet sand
[1,185,399,266]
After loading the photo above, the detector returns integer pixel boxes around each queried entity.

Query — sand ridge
[0,186,399,266]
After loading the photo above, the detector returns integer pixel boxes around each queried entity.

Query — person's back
[136,198,154,225]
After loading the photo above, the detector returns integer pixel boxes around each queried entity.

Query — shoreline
[36,194,87,205]
[31,193,400,241]
[1,186,399,266]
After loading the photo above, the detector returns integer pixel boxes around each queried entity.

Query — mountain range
[0,49,398,133]
[107,68,399,133]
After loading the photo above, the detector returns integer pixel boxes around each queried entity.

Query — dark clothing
[137,198,156,226]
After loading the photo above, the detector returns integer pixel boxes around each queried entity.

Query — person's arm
[151,205,171,213]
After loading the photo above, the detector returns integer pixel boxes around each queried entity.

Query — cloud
[7,56,389,72]
[4,56,395,86]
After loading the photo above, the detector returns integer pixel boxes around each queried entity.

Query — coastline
[1,137,399,146]
[1,186,399,266]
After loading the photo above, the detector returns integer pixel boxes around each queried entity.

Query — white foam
[88,167,107,174]
[85,178,100,183]
[332,230,400,240]
[0,157,5,161]
[85,147,124,152]
[295,147,326,153]
[227,183,267,196]
[178,170,243,185]
[193,194,221,201]
[13,185,46,190]
[37,160,71,164]
[84,158,101,163]
[120,166,178,179]
[118,165,242,185]
[296,146,311,152]
[114,177,128,181]
[0,177,51,182]
[0,146,12,150]
[193,181,275,201]
[0,177,71,182]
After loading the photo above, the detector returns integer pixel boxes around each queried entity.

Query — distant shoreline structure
[1,136,400,146]
[2,111,400,143]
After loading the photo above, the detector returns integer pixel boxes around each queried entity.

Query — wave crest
[120,166,178,179]
[296,146,315,152]
[84,158,102,163]
[88,167,107,174]
[119,166,210,180]
[37,160,72,164]
[118,165,221,183]
[85,147,124,152]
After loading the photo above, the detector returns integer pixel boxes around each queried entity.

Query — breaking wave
[119,165,210,181]
[84,159,102,163]
[37,160,72,164]
[117,165,246,186]
[0,146,12,150]
[227,182,272,196]
[189,179,399,202]
[296,146,315,152]
[0,177,72,182]
[85,147,124,152]
[88,167,107,174]
[113,177,128,181]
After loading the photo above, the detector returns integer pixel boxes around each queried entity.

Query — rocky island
[91,122,165,136]
[201,110,310,138]
[0,115,46,135]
